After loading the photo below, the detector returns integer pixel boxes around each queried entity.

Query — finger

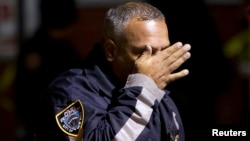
[167,51,191,72]
[139,45,152,59]
[168,69,189,83]
[160,42,183,60]
[164,44,191,66]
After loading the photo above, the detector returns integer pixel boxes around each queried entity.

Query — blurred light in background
[0,0,18,61]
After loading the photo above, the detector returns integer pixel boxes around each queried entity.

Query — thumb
[139,45,152,59]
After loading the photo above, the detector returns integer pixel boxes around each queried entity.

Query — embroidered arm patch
[55,99,84,137]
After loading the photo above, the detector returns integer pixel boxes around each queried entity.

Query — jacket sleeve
[83,73,165,141]
[36,72,165,141]
[110,73,165,141]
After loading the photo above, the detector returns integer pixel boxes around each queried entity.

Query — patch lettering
[55,99,84,137]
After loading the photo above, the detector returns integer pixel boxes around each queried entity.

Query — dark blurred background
[0,0,249,140]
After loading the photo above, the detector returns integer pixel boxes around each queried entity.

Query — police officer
[35,2,191,141]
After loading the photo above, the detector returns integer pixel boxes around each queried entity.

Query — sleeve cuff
[124,73,165,101]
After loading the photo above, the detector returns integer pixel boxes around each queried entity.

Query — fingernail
[184,44,191,50]
[176,42,182,48]
[184,52,191,58]
[183,69,189,75]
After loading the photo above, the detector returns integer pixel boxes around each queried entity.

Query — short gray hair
[102,2,165,41]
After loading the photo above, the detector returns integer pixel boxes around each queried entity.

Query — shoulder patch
[55,99,84,137]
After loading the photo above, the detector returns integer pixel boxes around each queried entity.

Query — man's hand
[134,42,191,89]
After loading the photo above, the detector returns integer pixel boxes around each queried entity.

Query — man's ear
[104,39,116,62]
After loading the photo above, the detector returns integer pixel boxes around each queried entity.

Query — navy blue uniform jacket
[35,43,185,141]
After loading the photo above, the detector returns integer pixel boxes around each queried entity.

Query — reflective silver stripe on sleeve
[113,88,155,141]
[172,112,179,130]
[125,73,165,102]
